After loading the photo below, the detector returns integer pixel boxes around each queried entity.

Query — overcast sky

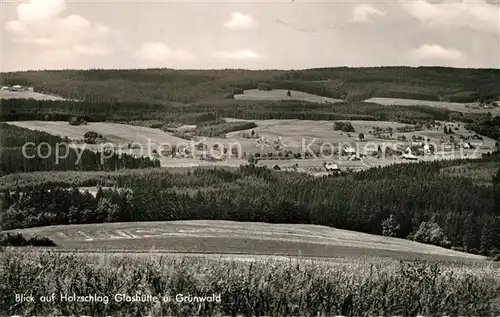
[1,0,499,71]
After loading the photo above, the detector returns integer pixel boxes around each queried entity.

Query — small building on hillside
[343,147,356,156]
[1,86,9,91]
[272,164,281,171]
[324,162,340,172]
[402,153,418,160]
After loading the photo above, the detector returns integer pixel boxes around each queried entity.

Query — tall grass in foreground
[1,250,499,316]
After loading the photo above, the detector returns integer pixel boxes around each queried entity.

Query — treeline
[1,98,457,126]
[0,123,160,176]
[465,115,500,142]
[3,154,500,256]
[0,233,56,247]
[2,67,499,104]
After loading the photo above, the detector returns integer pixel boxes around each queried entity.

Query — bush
[83,131,99,139]
[69,116,87,126]
[231,87,244,95]
[333,121,355,132]
[381,215,400,237]
[69,117,80,125]
[412,217,451,247]
[83,131,105,144]
[0,233,56,247]
[257,82,273,91]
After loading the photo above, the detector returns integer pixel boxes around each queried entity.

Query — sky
[1,0,499,71]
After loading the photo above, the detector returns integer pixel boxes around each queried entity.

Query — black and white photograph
[1,0,500,315]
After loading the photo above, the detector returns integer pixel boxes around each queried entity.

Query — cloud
[4,0,118,57]
[223,12,258,30]
[138,42,196,62]
[213,49,264,60]
[401,0,500,34]
[410,44,464,61]
[17,0,66,22]
[352,4,386,23]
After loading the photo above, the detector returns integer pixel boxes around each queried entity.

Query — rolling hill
[2,67,500,105]
[4,220,485,261]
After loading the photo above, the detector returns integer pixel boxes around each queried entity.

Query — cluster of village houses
[1,85,34,92]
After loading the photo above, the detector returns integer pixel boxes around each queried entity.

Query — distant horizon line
[2,65,500,73]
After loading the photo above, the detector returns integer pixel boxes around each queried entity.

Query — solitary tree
[287,90,292,97]
[358,133,365,141]
[413,216,451,247]
[382,214,400,237]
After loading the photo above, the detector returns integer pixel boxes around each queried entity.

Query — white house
[344,147,356,155]
[402,153,418,160]
[1,86,9,91]
[324,162,340,172]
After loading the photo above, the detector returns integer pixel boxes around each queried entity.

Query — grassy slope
[234,89,343,103]
[6,121,187,147]
[5,220,485,261]
[0,90,67,101]
[366,97,500,115]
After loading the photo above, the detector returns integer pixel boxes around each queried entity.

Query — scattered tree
[382,215,400,237]
[413,216,451,247]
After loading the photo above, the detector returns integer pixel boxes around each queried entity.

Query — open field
[6,119,498,172]
[226,118,498,152]
[234,89,343,103]
[366,97,500,115]
[4,220,485,261]
[2,249,498,317]
[0,90,67,101]
[6,121,187,148]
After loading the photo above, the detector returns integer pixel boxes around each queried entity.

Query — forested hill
[2,156,500,256]
[2,67,500,104]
